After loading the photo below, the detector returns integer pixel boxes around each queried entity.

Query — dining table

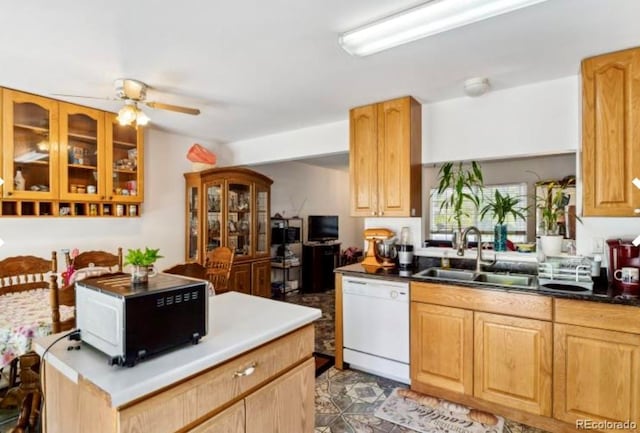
[0,288,74,373]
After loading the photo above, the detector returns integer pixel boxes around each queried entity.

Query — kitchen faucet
[458,226,497,272]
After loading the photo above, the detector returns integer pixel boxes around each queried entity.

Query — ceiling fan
[54,78,200,126]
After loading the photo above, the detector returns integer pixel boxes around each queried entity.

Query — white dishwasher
[342,276,410,384]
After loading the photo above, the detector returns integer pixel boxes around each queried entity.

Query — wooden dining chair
[163,262,208,280]
[65,247,123,272]
[204,247,234,293]
[0,252,58,387]
[0,252,57,432]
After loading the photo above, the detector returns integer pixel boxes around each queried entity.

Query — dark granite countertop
[335,263,640,308]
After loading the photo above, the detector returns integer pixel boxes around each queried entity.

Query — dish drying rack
[538,256,594,291]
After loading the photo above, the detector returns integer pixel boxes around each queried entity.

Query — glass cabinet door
[227,181,252,259]
[105,113,143,203]
[255,184,270,257]
[59,103,104,200]
[205,181,223,254]
[186,175,200,262]
[2,89,59,199]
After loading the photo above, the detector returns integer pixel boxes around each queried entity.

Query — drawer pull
[233,362,257,378]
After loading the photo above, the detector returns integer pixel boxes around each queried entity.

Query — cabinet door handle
[380,210,384,216]
[233,362,257,378]
[371,211,376,216]
[7,191,12,196]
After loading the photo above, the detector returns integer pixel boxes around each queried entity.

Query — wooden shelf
[13,123,49,134]
[14,160,49,166]
[68,163,97,170]
[113,168,137,174]
[67,131,97,142]
[112,139,137,148]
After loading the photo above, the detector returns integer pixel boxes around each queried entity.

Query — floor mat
[375,388,504,433]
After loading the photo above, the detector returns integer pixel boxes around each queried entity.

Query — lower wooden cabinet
[410,302,473,394]
[187,401,245,433]
[554,323,640,427]
[229,263,251,294]
[251,260,271,298]
[245,358,315,433]
[474,312,552,416]
[187,359,314,433]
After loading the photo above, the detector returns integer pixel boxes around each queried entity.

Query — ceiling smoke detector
[464,77,490,97]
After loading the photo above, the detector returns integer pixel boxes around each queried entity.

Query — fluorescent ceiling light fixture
[339,0,550,56]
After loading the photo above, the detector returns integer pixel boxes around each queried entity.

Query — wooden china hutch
[184,167,272,297]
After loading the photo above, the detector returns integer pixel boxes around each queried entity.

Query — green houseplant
[435,161,484,254]
[479,190,527,252]
[535,177,580,256]
[125,247,163,284]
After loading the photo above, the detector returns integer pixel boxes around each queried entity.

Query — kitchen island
[35,292,321,433]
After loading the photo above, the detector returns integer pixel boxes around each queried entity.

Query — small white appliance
[342,276,410,384]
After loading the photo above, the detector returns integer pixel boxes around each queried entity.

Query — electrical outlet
[592,237,604,253]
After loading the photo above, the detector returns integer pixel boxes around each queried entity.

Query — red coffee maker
[606,239,640,296]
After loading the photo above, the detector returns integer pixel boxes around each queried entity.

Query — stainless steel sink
[475,273,535,288]
[413,267,538,289]
[413,268,478,281]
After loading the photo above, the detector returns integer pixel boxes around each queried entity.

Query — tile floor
[316,366,551,433]
[280,289,335,356]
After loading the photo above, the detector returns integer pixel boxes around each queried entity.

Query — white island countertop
[34,292,321,407]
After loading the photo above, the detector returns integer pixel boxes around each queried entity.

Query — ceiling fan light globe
[136,111,150,126]
[117,104,137,126]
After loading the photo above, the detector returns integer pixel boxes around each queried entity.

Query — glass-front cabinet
[184,173,201,262]
[255,184,270,257]
[183,167,272,297]
[227,181,252,259]
[105,113,143,204]
[0,87,146,217]
[206,181,223,255]
[59,104,104,201]
[2,89,59,200]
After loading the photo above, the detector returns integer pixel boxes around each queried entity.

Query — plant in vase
[479,190,527,252]
[435,161,484,255]
[125,247,163,284]
[536,180,571,256]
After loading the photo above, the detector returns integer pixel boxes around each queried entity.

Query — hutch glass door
[187,182,200,262]
[227,182,252,258]
[255,185,269,257]
[205,181,223,254]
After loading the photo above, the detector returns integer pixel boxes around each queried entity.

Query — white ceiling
[2,0,639,144]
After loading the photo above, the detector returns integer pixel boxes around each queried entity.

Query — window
[430,182,528,243]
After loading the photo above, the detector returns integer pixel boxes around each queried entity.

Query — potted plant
[536,180,571,256]
[479,190,527,252]
[125,247,163,284]
[435,161,484,254]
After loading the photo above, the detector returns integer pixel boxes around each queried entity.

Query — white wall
[229,121,349,166]
[423,76,579,164]
[227,76,579,167]
[250,161,363,249]
[0,129,198,272]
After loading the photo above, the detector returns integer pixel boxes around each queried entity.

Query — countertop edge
[34,292,322,407]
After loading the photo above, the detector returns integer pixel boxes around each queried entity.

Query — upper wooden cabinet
[582,47,640,216]
[2,89,60,200]
[184,167,273,297]
[1,88,144,217]
[349,96,422,217]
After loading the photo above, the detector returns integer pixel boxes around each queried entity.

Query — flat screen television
[307,215,338,242]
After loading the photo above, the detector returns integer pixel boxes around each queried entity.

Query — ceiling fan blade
[51,93,114,100]
[145,101,200,115]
